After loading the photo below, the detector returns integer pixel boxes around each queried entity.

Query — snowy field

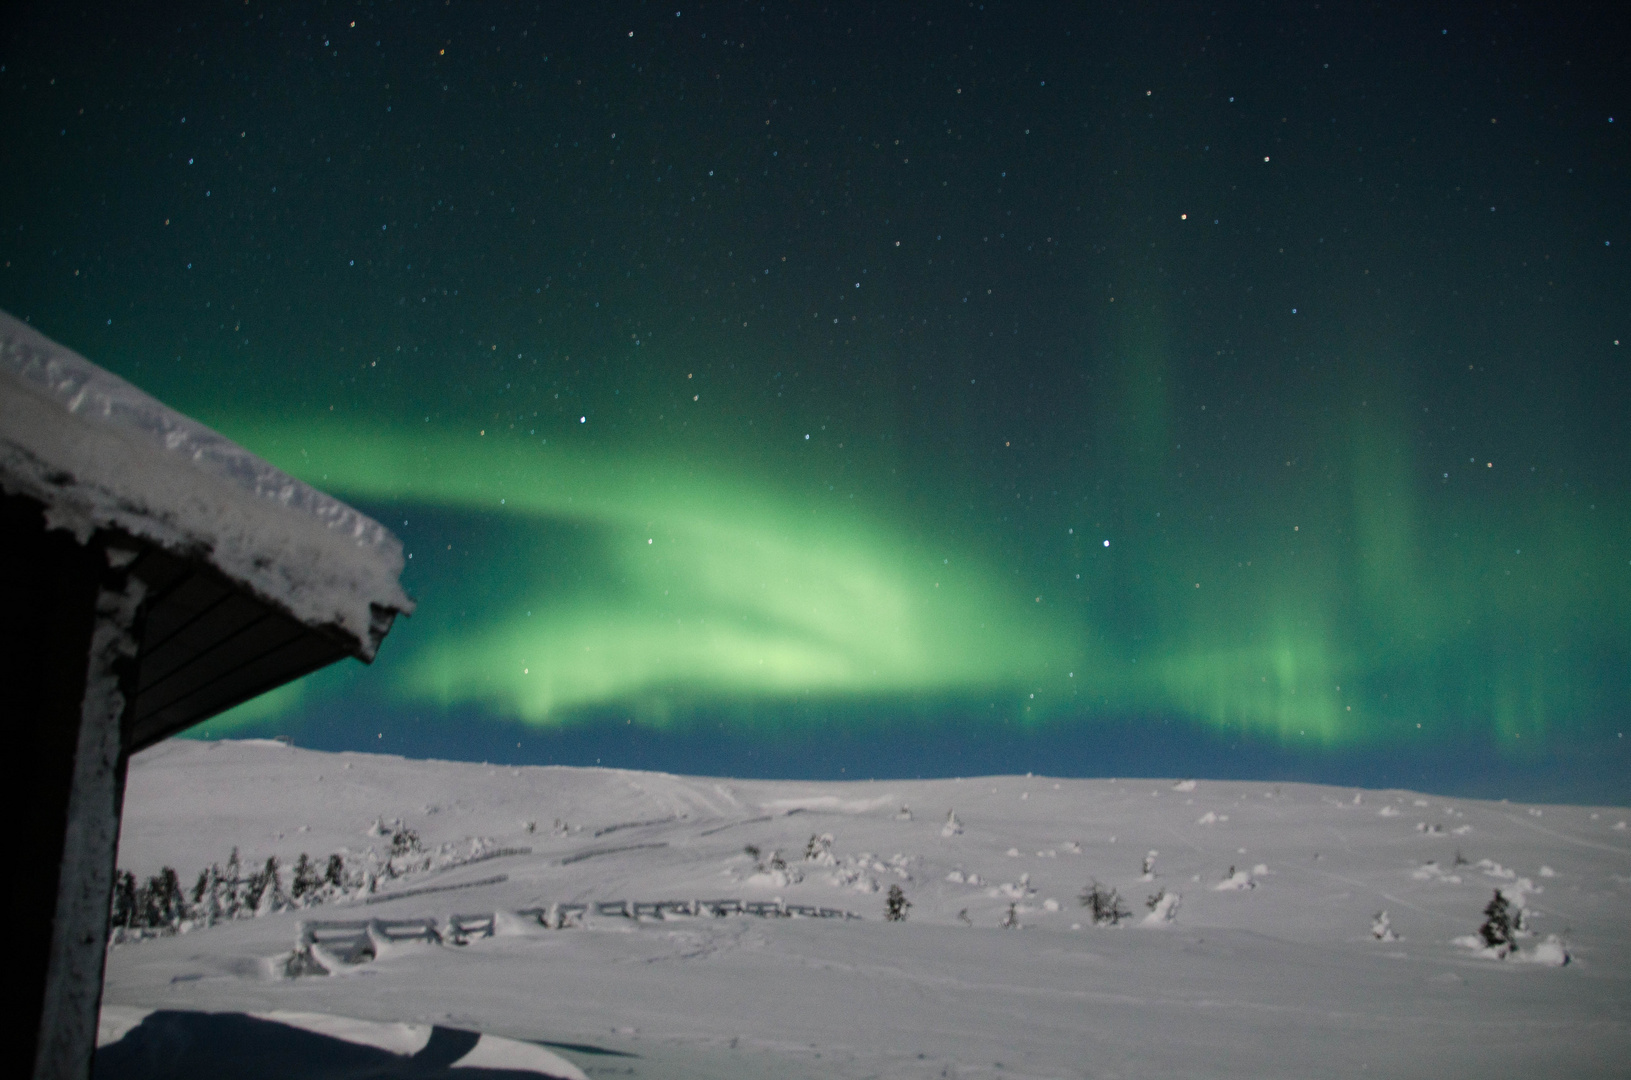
[103,739,1630,1079]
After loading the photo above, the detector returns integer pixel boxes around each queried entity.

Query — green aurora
[201,353,1628,751]
[221,414,1083,720]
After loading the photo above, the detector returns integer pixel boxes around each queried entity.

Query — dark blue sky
[2,2,1626,802]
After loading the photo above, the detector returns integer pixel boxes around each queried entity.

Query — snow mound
[1520,935,1571,967]
[1411,861,1463,884]
[1213,868,1256,891]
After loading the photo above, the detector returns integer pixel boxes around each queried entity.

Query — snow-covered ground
[104,739,1631,1078]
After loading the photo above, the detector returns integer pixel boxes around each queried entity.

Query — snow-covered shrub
[803,833,836,863]
[1079,880,1130,925]
[1212,865,1256,891]
[390,825,422,859]
[1142,890,1180,925]
[884,884,911,922]
[1372,910,1399,942]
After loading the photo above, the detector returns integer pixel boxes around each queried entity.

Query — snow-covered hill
[103,739,1631,1079]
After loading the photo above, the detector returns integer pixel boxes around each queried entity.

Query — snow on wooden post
[1,311,414,1080]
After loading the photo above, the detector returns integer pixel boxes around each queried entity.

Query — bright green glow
[206,376,1627,747]
[218,417,1081,722]
[1148,617,1350,742]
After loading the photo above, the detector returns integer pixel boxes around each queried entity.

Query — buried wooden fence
[291,898,861,972]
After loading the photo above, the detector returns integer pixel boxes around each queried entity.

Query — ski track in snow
[102,740,1631,1080]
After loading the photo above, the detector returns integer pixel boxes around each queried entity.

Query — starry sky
[3,2,1626,802]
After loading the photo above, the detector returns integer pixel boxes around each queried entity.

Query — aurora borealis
[2,3,1626,799]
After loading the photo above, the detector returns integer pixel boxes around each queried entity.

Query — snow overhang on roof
[0,310,414,741]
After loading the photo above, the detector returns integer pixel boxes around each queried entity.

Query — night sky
[3,2,1626,802]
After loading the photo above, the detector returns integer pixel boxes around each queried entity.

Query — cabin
[1,310,414,1080]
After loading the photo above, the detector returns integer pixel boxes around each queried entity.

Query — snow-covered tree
[1479,890,1517,956]
[885,884,911,922]
[1080,880,1130,925]
[223,847,244,917]
[109,870,137,929]
[243,856,286,915]
[291,853,323,903]
[193,863,225,924]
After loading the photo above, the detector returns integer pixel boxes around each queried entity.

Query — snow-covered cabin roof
[0,310,413,746]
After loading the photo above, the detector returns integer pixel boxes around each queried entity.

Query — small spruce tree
[243,856,283,914]
[291,853,323,903]
[223,848,244,917]
[156,867,186,927]
[256,856,285,914]
[110,870,137,930]
[884,884,911,922]
[134,873,162,928]
[198,864,224,924]
[1479,890,1516,955]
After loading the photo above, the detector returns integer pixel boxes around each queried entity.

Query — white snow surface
[108,739,1631,1079]
[0,311,412,656]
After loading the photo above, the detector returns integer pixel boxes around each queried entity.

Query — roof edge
[0,311,413,659]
